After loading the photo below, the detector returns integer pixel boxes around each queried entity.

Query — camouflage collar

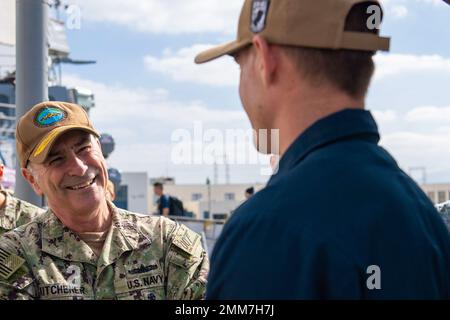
[98,202,152,271]
[41,209,98,265]
[41,201,152,268]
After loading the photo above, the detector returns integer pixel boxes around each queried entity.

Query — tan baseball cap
[195,0,390,64]
[16,101,100,168]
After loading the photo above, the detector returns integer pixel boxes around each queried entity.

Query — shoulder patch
[172,224,200,257]
[0,247,25,280]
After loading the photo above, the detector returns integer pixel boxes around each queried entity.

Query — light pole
[206,177,211,219]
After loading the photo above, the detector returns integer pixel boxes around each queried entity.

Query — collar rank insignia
[0,248,25,280]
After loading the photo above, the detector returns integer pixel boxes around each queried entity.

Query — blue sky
[57,0,450,185]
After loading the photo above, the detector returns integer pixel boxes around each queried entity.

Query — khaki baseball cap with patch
[16,101,100,168]
[195,0,390,64]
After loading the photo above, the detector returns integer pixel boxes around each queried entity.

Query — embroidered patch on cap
[34,107,67,127]
[251,0,270,33]
[0,247,25,280]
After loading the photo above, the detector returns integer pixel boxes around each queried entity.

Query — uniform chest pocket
[114,273,166,300]
[35,263,94,300]
[167,250,200,272]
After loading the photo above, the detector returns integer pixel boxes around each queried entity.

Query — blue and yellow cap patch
[34,107,67,127]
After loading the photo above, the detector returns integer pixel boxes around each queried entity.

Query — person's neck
[272,86,365,157]
[51,200,112,233]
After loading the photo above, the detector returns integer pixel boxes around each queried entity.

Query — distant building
[150,176,175,185]
[420,183,450,230]
[421,183,450,204]
[149,179,265,220]
[118,172,149,214]
[115,174,265,219]
[95,173,450,228]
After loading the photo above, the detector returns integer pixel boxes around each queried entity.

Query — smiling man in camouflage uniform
[0,101,208,300]
[0,164,45,236]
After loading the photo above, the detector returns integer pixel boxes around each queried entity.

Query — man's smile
[65,176,97,191]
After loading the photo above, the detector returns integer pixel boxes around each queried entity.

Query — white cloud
[61,74,273,183]
[390,5,409,18]
[414,0,447,6]
[61,72,450,183]
[406,106,450,124]
[144,49,450,87]
[379,0,447,19]
[372,109,398,123]
[144,44,239,87]
[62,74,245,129]
[381,130,450,182]
[381,0,446,7]
[373,106,450,131]
[70,0,242,35]
[372,105,450,183]
[374,54,450,80]
[65,0,449,35]
[68,0,448,33]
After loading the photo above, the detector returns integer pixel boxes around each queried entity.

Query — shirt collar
[41,201,151,267]
[270,109,380,181]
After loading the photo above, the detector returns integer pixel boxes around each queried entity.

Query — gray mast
[15,0,48,205]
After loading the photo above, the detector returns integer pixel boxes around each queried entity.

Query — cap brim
[28,125,100,165]
[340,31,390,52]
[194,39,252,64]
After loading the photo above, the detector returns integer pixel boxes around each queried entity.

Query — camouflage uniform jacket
[0,202,208,300]
[0,190,45,236]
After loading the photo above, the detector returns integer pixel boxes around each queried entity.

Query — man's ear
[21,167,43,196]
[0,164,4,180]
[252,35,278,87]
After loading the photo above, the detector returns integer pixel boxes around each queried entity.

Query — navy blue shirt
[157,194,170,215]
[206,109,450,299]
